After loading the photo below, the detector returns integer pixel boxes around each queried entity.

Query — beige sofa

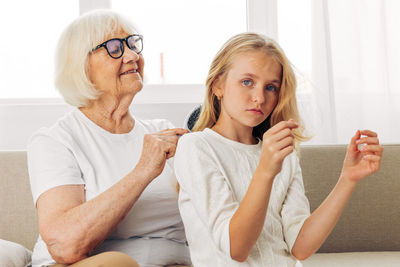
[1,145,399,266]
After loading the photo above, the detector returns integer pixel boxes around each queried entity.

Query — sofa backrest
[0,145,399,253]
[300,144,400,253]
[0,151,38,251]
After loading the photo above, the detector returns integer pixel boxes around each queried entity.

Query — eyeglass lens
[105,36,142,58]
[105,40,124,58]
[127,36,142,53]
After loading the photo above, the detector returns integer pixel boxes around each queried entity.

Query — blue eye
[242,79,253,86]
[266,84,277,91]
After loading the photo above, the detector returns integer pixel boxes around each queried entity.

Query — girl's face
[214,50,281,132]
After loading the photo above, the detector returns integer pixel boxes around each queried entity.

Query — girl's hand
[258,119,299,179]
[341,130,383,183]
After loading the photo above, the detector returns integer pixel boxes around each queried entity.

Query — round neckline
[204,128,262,151]
[74,108,138,139]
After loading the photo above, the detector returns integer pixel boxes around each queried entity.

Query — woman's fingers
[173,128,189,136]
[165,142,177,159]
[159,128,189,136]
[160,134,180,146]
[150,128,190,161]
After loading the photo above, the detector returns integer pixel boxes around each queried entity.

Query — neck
[212,117,257,145]
[79,94,135,134]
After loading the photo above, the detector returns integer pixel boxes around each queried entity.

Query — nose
[252,87,265,104]
[122,46,140,64]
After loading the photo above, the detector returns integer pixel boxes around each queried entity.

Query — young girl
[174,33,383,266]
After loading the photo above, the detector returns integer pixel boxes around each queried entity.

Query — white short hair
[55,9,137,107]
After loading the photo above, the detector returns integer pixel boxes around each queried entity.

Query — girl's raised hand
[341,130,383,183]
[259,119,299,179]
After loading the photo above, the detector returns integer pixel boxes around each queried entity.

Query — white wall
[0,101,199,150]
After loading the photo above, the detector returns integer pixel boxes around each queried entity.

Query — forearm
[229,167,274,262]
[292,176,358,259]
[43,167,150,263]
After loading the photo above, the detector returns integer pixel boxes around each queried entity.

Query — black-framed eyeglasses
[91,34,143,59]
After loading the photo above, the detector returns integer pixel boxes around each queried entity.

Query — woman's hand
[135,128,188,181]
[341,129,383,183]
[258,119,299,179]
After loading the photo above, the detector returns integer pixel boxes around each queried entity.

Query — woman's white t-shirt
[28,108,187,266]
[174,128,310,267]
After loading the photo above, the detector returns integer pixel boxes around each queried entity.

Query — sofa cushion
[0,151,38,251]
[0,239,32,267]
[300,144,400,252]
[302,251,400,267]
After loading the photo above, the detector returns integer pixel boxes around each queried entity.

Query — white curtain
[307,0,400,144]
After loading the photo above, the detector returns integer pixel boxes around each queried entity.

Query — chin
[132,80,143,90]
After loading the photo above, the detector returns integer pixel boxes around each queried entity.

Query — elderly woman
[27,10,191,267]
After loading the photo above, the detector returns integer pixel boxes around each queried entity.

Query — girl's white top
[174,128,310,267]
[28,108,187,267]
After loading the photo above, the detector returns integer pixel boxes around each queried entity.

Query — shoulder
[27,110,84,146]
[177,131,209,150]
[135,118,175,133]
[28,110,82,150]
[175,132,213,160]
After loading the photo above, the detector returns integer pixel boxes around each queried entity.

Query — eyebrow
[241,73,281,85]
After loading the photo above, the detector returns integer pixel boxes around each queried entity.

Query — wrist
[254,166,276,182]
[338,173,359,188]
[131,164,154,187]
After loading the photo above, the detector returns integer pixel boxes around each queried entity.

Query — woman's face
[88,31,144,100]
[214,50,281,131]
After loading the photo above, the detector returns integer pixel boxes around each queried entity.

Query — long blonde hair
[193,33,309,149]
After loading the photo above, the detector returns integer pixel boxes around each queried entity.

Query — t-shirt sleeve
[280,153,311,252]
[151,119,176,132]
[174,134,238,257]
[27,131,84,205]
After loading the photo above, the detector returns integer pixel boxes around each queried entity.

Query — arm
[291,130,383,260]
[33,128,187,264]
[229,120,299,261]
[37,168,149,264]
[228,168,275,261]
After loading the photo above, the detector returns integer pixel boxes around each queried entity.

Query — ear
[212,75,225,99]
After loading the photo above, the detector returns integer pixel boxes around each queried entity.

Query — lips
[120,69,138,75]
[248,108,264,114]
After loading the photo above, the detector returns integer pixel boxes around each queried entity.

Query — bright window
[0,0,246,99]
[112,0,247,84]
[0,0,78,98]
[277,0,312,93]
